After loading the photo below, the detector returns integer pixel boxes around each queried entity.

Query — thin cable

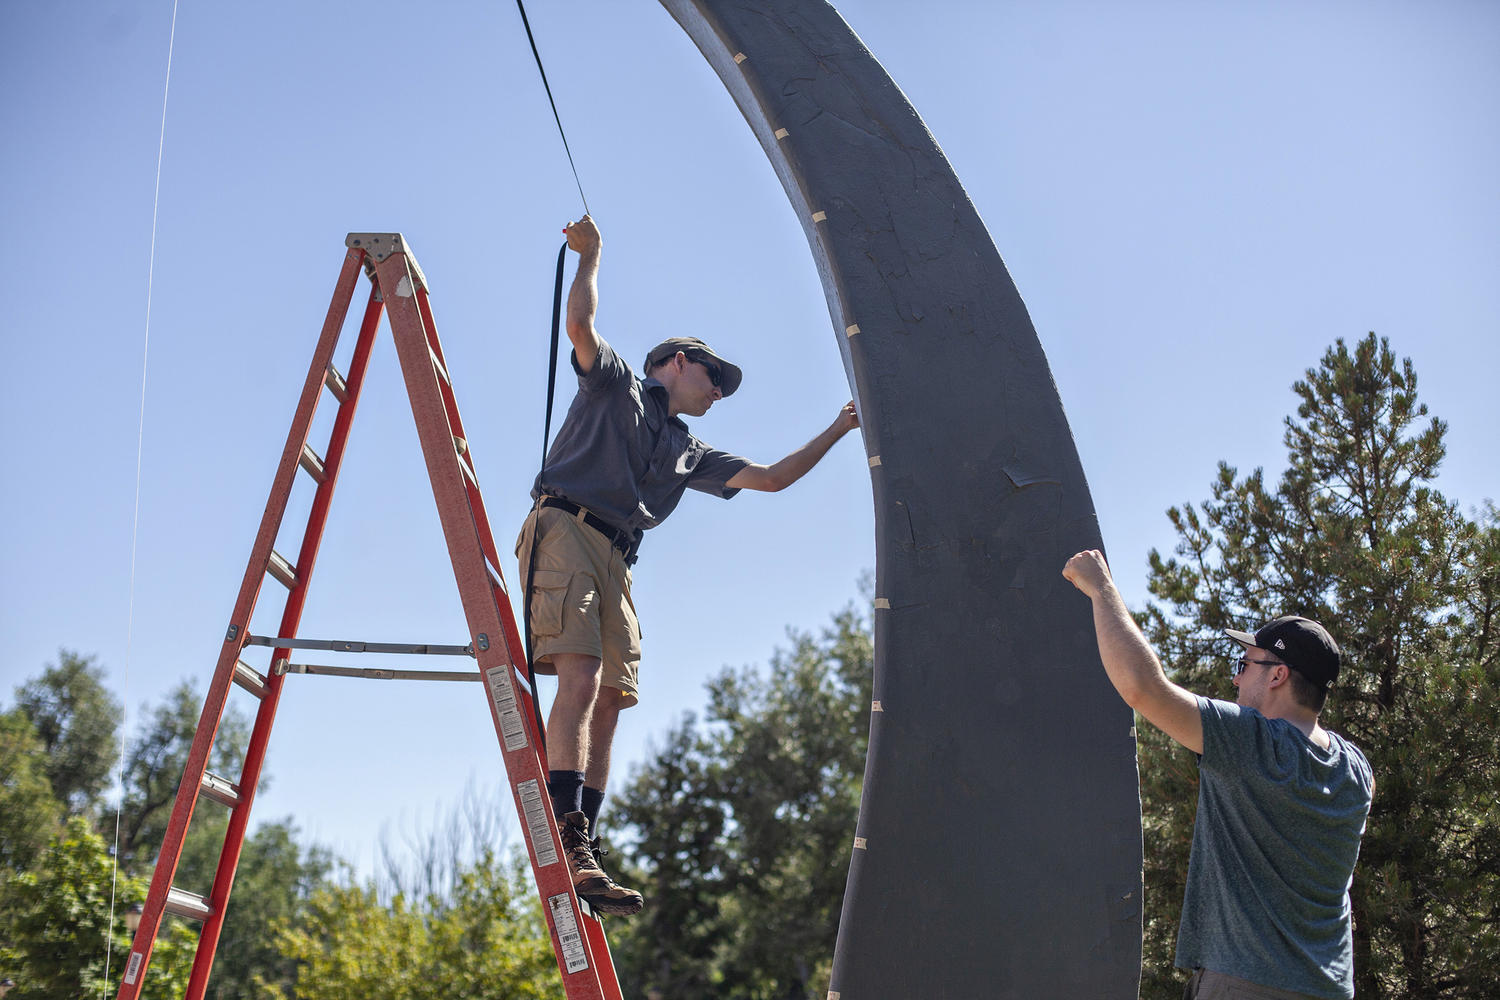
[105,0,179,992]
[514,0,590,215]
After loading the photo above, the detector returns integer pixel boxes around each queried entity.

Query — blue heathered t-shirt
[1176,697,1373,999]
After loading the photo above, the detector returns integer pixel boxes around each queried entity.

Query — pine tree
[1139,333,1499,998]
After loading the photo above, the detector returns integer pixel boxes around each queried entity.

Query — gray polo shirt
[531,338,751,548]
[1176,697,1373,999]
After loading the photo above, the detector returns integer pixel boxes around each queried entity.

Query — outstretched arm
[1062,550,1203,754]
[726,401,859,493]
[563,215,602,373]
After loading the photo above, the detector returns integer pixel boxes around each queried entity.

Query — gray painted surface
[660,2,1143,996]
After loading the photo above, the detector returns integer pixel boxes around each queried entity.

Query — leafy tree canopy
[0,711,61,870]
[12,650,120,815]
[610,602,873,1000]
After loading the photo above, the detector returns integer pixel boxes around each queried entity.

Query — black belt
[538,497,634,557]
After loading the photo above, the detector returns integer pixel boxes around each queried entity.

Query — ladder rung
[267,550,298,590]
[233,659,268,698]
[324,364,348,403]
[298,442,327,483]
[245,634,474,656]
[164,886,214,922]
[199,771,242,809]
[279,661,481,682]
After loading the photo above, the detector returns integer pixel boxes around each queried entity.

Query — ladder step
[452,435,479,484]
[245,634,474,655]
[278,661,481,682]
[233,659,268,698]
[198,771,242,809]
[298,442,327,483]
[164,886,214,922]
[324,364,349,403]
[267,550,299,590]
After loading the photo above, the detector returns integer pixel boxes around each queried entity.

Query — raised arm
[1062,549,1203,754]
[563,215,602,373]
[726,401,859,493]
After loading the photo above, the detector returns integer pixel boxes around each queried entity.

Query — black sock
[581,786,606,837]
[548,770,585,820]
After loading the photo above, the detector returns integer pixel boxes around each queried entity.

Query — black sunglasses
[687,354,723,388]
[1230,655,1284,678]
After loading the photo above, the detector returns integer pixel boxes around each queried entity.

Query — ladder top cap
[347,233,428,292]
[346,232,408,262]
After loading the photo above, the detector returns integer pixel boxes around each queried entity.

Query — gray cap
[644,337,743,397]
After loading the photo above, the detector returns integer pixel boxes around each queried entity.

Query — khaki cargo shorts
[514,504,641,707]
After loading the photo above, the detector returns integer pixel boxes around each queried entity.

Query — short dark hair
[1286,667,1329,713]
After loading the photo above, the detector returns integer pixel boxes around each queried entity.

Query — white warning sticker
[125,951,144,984]
[548,892,590,974]
[485,666,529,752]
[518,779,559,867]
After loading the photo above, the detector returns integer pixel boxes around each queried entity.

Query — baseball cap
[643,337,743,397]
[1225,615,1341,689]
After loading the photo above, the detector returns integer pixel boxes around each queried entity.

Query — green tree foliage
[2,657,330,1000]
[13,650,121,815]
[181,820,335,1000]
[610,603,874,1000]
[2,816,195,1000]
[273,853,555,1000]
[0,711,61,870]
[1139,334,1499,998]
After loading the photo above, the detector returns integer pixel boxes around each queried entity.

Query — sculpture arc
[659,2,1144,996]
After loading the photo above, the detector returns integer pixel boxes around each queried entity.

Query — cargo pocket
[527,570,571,638]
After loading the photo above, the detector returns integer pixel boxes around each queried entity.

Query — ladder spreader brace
[117,234,624,1000]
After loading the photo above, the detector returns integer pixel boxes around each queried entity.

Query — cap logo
[1274,639,1286,650]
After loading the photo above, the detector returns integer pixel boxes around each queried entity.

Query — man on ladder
[517,215,860,914]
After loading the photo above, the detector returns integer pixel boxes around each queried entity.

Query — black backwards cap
[1225,615,1342,689]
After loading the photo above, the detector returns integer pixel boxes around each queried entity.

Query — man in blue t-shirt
[1063,549,1374,999]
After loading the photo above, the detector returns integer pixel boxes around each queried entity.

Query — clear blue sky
[3,1,1496,878]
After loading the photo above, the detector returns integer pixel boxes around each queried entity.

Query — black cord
[514,0,590,215]
[521,242,571,753]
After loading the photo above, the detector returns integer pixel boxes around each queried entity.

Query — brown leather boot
[559,811,644,915]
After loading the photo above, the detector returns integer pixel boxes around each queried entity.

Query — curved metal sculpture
[660,2,1143,996]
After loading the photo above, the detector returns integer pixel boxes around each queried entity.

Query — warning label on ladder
[547,892,590,974]
[485,666,529,751]
[519,779,560,867]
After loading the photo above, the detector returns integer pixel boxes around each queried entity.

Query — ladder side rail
[413,287,539,733]
[183,279,386,1000]
[581,916,626,1000]
[117,248,368,1000]
[412,286,542,753]
[415,287,508,579]
[376,253,618,1000]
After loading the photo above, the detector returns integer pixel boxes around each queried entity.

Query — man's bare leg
[584,687,626,792]
[546,652,602,772]
[545,654,643,914]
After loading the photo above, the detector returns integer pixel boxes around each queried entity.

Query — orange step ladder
[117,234,623,1000]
